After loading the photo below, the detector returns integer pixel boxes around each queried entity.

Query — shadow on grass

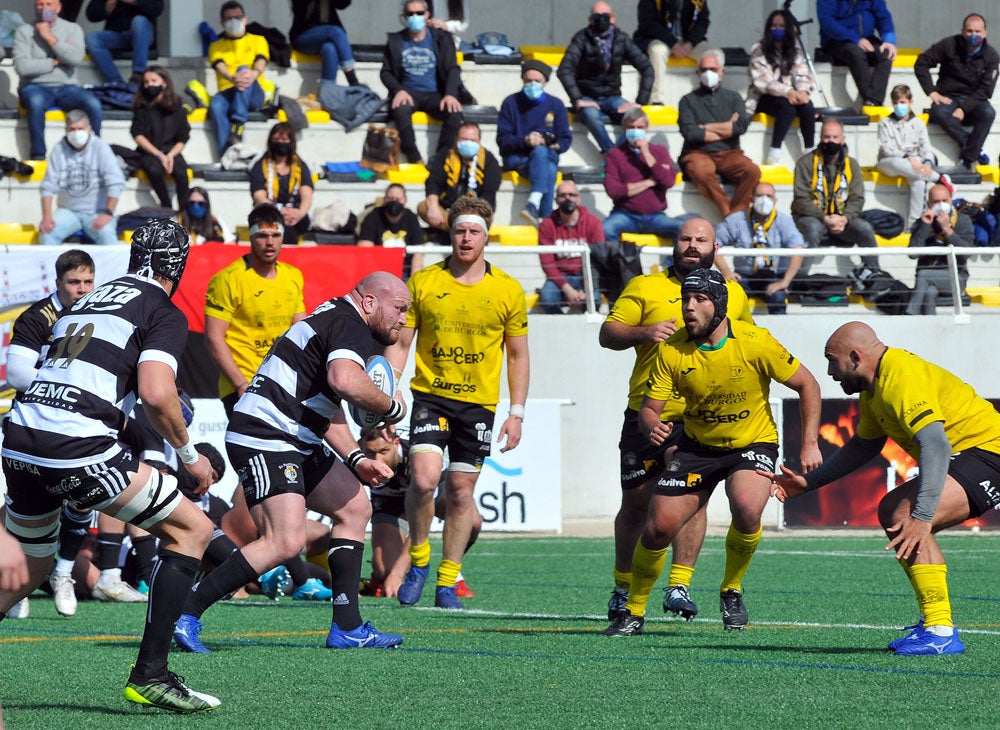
[11,702,136,717]
[693,642,888,656]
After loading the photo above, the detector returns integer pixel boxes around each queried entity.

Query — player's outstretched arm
[638,395,673,446]
[757,464,808,502]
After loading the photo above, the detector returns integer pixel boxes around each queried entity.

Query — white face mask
[224,18,245,37]
[699,69,720,88]
[752,195,775,217]
[66,130,90,149]
[931,201,953,216]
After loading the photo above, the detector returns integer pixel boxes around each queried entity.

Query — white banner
[0,245,130,309]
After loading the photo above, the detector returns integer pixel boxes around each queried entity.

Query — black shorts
[3,449,141,518]
[949,447,1000,518]
[371,493,406,524]
[619,408,685,490]
[653,436,778,497]
[227,443,338,510]
[409,392,495,470]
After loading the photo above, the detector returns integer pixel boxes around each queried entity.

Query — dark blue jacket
[496,91,572,161]
[818,0,896,47]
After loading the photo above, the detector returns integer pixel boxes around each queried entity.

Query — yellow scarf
[264,156,302,204]
[811,152,852,215]
[442,147,487,206]
[748,208,777,271]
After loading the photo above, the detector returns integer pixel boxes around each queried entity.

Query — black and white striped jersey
[227,296,382,454]
[2,275,189,469]
[8,293,64,369]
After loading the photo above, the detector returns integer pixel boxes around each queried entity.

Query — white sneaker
[92,579,148,603]
[50,573,78,617]
[765,149,782,166]
[8,598,30,619]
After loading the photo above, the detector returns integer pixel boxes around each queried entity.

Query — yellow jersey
[406,259,527,409]
[208,33,275,99]
[645,320,800,449]
[205,256,305,398]
[606,269,754,415]
[858,348,1000,458]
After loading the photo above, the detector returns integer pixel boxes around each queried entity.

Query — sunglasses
[404,10,426,16]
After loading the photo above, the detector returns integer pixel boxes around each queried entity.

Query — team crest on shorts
[416,407,429,420]
[666,459,680,472]
[279,463,300,484]
[623,451,638,467]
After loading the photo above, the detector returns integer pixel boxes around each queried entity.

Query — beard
[673,248,715,277]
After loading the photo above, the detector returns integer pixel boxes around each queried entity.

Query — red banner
[174,244,406,333]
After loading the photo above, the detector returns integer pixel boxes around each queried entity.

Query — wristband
[345,448,366,477]
[509,404,525,420]
[177,442,199,465]
[98,207,114,216]
[383,399,405,424]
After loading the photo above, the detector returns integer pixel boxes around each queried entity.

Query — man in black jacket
[381,0,464,164]
[915,13,999,171]
[84,0,162,85]
[557,2,653,154]
[633,0,710,106]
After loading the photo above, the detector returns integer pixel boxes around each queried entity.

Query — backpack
[86,81,136,110]
[851,265,911,315]
[860,209,905,239]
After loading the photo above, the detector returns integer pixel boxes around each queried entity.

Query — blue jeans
[739,271,788,315]
[576,95,629,153]
[40,209,119,246]
[505,146,560,218]
[18,84,103,160]
[539,274,599,314]
[602,209,685,246]
[85,15,155,83]
[293,25,355,82]
[208,78,265,153]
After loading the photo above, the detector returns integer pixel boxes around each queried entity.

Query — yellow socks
[667,563,694,589]
[437,559,461,589]
[720,524,762,593]
[613,568,632,591]
[908,563,953,630]
[624,542,667,617]
[409,540,431,568]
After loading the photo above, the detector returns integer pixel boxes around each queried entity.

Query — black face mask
[820,141,843,158]
[269,142,293,158]
[558,199,578,215]
[143,85,165,99]
[384,200,405,217]
[591,13,611,33]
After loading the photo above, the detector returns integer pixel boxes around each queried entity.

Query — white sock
[53,558,75,576]
[925,625,954,637]
[99,568,121,584]
[527,191,543,207]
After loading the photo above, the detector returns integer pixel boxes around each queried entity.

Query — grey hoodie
[41,134,126,214]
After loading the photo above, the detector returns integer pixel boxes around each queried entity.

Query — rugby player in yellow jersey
[605,268,821,636]
[599,217,754,623]
[765,322,1000,655]
[386,197,530,609]
[205,203,306,415]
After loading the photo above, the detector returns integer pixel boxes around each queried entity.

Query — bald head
[591,1,612,16]
[356,271,408,300]
[824,322,886,395]
[352,272,411,346]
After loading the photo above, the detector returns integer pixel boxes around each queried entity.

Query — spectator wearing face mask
[715,182,805,315]
[497,60,572,227]
[419,121,501,234]
[358,183,427,278]
[178,187,236,244]
[905,183,974,315]
[39,109,126,246]
[537,180,605,313]
[249,122,314,246]
[111,66,191,210]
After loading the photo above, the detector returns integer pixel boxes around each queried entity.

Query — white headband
[249,222,285,238]
[451,214,488,233]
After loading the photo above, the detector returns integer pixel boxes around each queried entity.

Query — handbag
[360,125,400,173]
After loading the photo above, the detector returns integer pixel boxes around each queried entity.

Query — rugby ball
[348,355,396,428]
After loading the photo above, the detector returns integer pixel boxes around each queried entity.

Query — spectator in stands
[678,48,760,217]
[380,0,464,164]
[538,181,605,314]
[249,122,314,246]
[427,0,468,49]
[792,117,879,273]
[419,121,501,235]
[557,2,653,155]
[13,0,103,161]
[602,107,682,249]
[906,183,973,316]
[39,109,125,246]
[208,1,273,154]
[289,0,360,88]
[111,66,190,210]
[877,84,954,227]
[179,186,237,244]
[716,182,805,315]
[914,13,999,173]
[817,0,896,107]
[84,0,162,86]
[632,0,710,106]
[746,9,817,166]
[497,60,572,227]
[358,183,426,277]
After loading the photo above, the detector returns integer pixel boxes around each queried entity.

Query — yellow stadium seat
[520,46,564,67]
[667,56,696,67]
[502,170,563,186]
[643,106,678,125]
[977,165,1000,184]
[188,108,208,123]
[876,233,910,247]
[891,49,922,68]
[490,226,538,246]
[0,223,39,244]
[410,112,441,126]
[44,109,66,122]
[621,233,668,247]
[385,164,429,184]
[966,287,1000,306]
[759,165,793,185]
[525,292,540,309]
[291,50,320,64]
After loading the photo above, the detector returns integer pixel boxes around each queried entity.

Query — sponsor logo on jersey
[730,366,743,379]
[687,408,751,424]
[431,377,477,394]
[431,346,485,365]
[78,282,142,312]
[658,477,688,488]
[24,381,83,405]
[3,458,40,475]
[686,473,702,488]
[681,368,696,376]
[413,422,445,435]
